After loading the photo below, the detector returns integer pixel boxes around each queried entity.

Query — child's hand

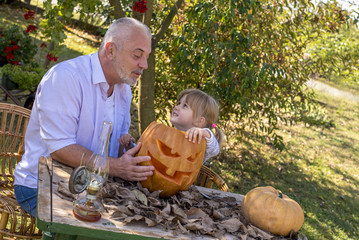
[119,134,136,148]
[185,127,211,144]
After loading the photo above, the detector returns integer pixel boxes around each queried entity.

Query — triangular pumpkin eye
[187,152,201,162]
[157,140,180,157]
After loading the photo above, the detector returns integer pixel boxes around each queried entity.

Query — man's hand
[110,142,154,181]
[185,127,211,144]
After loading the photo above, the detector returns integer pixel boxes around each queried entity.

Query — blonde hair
[176,89,225,146]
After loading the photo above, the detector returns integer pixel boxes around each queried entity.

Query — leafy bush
[1,63,46,92]
[0,24,37,65]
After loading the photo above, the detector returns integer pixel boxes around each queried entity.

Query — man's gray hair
[100,17,152,50]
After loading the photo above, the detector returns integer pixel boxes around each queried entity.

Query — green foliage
[307,25,359,88]
[1,63,47,92]
[0,24,37,64]
[75,0,112,27]
[154,0,349,149]
[40,0,108,55]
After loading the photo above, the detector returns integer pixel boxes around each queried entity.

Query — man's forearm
[50,144,93,168]
[51,144,121,178]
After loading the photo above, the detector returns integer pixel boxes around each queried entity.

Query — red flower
[9,60,19,65]
[4,46,11,52]
[6,52,14,60]
[40,42,47,48]
[133,0,148,13]
[24,10,35,20]
[47,53,58,62]
[25,25,37,33]
[4,46,14,60]
[46,53,51,61]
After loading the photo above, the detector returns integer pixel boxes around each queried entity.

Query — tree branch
[153,0,185,47]
[109,0,125,19]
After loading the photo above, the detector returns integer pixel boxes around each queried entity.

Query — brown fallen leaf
[219,218,243,233]
[132,189,148,206]
[185,207,207,219]
[185,221,204,231]
[251,224,273,239]
[123,215,145,224]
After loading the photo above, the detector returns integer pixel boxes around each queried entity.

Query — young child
[119,89,224,162]
[170,88,224,163]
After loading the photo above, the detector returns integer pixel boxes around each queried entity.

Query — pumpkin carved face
[241,186,304,236]
[137,122,206,197]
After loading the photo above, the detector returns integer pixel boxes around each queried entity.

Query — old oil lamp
[69,121,112,222]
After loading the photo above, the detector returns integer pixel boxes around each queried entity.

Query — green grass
[211,87,359,239]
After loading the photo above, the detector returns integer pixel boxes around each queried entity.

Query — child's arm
[118,134,136,157]
[185,127,219,162]
[119,133,135,148]
[203,130,219,162]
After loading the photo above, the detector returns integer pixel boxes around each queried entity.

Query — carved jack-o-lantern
[137,121,206,197]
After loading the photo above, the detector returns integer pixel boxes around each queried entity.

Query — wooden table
[37,157,244,240]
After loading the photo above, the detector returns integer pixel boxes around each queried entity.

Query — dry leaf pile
[57,178,307,240]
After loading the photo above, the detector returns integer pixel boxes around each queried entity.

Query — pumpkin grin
[147,151,192,183]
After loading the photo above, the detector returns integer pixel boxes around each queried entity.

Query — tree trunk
[138,50,155,134]
[136,0,184,134]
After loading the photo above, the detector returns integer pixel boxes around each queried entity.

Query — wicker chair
[195,165,229,192]
[0,103,42,239]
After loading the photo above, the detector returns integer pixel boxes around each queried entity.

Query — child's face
[170,95,195,131]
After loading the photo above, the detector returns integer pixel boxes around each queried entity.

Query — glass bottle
[73,121,112,222]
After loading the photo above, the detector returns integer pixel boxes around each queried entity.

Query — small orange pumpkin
[241,186,304,236]
[137,122,206,197]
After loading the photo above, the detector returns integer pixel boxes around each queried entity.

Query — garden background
[0,0,358,239]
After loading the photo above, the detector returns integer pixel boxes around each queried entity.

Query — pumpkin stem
[278,192,283,198]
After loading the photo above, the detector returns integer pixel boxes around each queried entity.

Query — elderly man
[14,17,154,217]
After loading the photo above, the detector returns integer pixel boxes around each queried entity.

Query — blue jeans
[14,185,37,217]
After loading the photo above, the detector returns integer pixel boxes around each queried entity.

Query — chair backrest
[0,103,31,190]
[195,165,229,192]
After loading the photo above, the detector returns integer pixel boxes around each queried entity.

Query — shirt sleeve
[203,128,219,163]
[37,64,82,153]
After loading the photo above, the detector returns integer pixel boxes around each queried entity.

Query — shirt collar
[91,51,110,98]
[91,51,107,85]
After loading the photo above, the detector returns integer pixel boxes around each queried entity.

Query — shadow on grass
[64,27,101,49]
